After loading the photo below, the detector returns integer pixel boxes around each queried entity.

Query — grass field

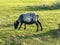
[0,0,60,45]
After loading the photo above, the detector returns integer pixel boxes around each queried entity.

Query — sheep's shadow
[16,29,59,41]
[12,4,60,11]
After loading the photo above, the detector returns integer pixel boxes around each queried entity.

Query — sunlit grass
[0,0,60,45]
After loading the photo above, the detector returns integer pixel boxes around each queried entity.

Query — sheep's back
[23,14,32,22]
[23,13,37,23]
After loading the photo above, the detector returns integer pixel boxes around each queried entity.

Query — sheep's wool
[23,14,32,22]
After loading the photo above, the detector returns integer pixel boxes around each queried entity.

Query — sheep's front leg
[35,22,39,32]
[18,23,23,30]
[24,23,26,30]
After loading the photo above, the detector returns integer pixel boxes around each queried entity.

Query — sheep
[14,12,43,32]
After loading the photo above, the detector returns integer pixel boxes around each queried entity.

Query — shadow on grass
[16,29,59,41]
[12,4,60,11]
[0,24,13,28]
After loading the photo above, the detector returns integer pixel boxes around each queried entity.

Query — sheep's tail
[36,15,39,20]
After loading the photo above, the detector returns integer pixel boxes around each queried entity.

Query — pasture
[0,0,60,45]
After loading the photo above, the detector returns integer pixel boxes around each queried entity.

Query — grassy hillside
[0,0,60,45]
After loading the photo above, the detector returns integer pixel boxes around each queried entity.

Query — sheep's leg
[35,22,39,32]
[24,23,26,30]
[37,20,43,31]
[18,23,23,30]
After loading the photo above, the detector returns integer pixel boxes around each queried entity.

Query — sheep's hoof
[36,30,38,32]
[18,28,20,30]
[41,28,43,31]
[41,30,42,31]
[24,28,26,30]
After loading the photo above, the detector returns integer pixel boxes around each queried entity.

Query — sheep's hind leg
[37,20,43,31]
[35,22,39,32]
[18,23,23,30]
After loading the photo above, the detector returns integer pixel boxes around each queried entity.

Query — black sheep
[14,12,43,32]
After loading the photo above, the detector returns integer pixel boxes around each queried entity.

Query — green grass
[0,0,60,45]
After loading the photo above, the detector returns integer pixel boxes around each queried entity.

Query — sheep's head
[14,20,19,29]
